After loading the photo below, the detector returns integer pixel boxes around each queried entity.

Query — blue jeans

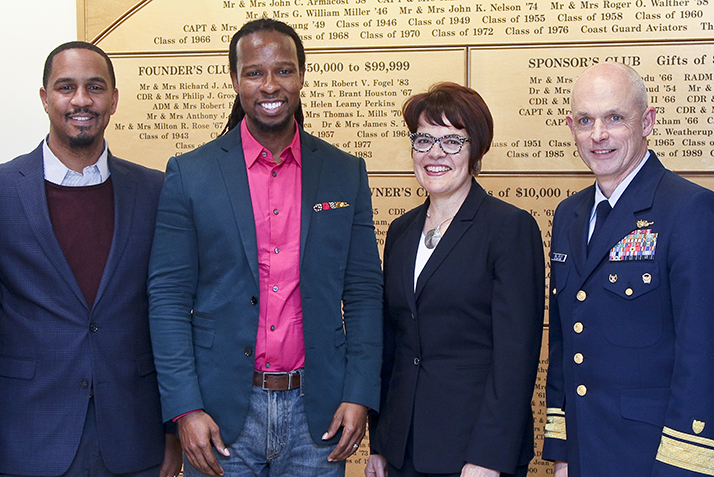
[183,386,345,477]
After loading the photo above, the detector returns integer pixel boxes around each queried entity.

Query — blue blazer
[371,180,544,475]
[0,144,166,476]
[544,152,714,476]
[147,126,383,446]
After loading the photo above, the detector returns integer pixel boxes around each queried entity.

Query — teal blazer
[148,126,383,445]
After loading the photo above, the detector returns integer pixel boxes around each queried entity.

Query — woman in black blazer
[366,83,545,477]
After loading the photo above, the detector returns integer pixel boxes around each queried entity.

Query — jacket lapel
[566,187,592,277]
[16,146,88,308]
[93,155,135,309]
[299,131,323,269]
[415,180,485,300]
[399,205,426,317]
[215,128,260,289]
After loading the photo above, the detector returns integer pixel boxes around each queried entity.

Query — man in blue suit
[148,19,383,477]
[544,62,714,476]
[0,42,181,477]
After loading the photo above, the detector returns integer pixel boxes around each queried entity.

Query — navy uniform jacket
[543,152,714,476]
[0,143,167,476]
[371,180,544,475]
[147,126,383,446]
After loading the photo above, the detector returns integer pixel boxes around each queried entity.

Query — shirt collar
[42,137,111,186]
[594,150,650,210]
[240,119,301,168]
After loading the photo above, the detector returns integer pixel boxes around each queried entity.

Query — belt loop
[298,368,304,397]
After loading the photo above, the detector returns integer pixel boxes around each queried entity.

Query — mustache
[65,107,100,119]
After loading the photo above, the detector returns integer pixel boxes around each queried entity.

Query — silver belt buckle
[261,371,289,390]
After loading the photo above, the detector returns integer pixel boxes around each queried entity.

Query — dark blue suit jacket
[147,126,383,446]
[371,180,544,475]
[0,143,166,476]
[544,152,714,476]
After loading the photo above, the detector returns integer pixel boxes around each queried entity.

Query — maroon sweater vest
[45,179,114,308]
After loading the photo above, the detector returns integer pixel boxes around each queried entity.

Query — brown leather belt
[253,370,301,390]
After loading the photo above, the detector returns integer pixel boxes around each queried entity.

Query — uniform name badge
[610,228,658,261]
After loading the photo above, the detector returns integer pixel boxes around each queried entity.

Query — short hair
[402,82,493,175]
[43,41,116,89]
[221,19,305,134]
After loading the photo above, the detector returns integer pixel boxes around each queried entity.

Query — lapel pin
[642,273,652,284]
[609,274,618,283]
[636,220,654,228]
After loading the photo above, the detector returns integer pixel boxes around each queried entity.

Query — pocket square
[610,228,658,261]
[313,201,349,212]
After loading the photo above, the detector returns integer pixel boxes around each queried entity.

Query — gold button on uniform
[552,288,557,295]
[574,353,584,364]
[574,322,584,333]
[625,288,634,296]
[577,385,587,396]
[576,290,587,301]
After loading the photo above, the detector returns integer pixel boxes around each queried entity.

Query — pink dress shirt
[242,119,305,373]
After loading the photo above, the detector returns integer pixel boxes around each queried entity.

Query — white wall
[1,1,77,163]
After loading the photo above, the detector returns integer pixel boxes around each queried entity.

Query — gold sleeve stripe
[545,415,567,441]
[663,426,714,448]
[656,435,714,475]
[547,407,566,416]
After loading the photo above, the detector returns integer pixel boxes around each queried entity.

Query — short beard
[250,113,294,134]
[69,132,97,149]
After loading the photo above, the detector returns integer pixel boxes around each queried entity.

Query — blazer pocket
[0,355,37,380]
[193,327,215,349]
[620,387,669,427]
[136,353,157,377]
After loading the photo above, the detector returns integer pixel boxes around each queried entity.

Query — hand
[322,402,368,461]
[460,463,500,477]
[365,454,388,477]
[177,411,230,477]
[159,433,183,477]
[554,461,568,477]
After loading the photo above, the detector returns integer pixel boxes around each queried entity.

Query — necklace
[424,212,455,249]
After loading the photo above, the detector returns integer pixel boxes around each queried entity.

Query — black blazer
[371,179,545,474]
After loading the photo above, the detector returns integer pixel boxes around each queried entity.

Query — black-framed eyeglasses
[409,133,471,155]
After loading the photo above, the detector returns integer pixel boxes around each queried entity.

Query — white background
[1,1,76,163]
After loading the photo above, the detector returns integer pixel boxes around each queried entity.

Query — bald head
[566,62,656,197]
[573,62,648,114]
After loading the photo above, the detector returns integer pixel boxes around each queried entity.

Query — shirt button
[272,285,279,292]
[574,353,584,364]
[274,248,280,254]
[574,322,584,333]
[261,152,268,157]
[577,385,587,396]
[80,380,89,389]
[273,209,279,215]
[413,357,420,366]
[89,323,98,333]
[265,363,271,368]
[251,296,258,305]
[272,171,277,177]
[576,290,587,301]
[270,325,275,331]
[244,347,253,357]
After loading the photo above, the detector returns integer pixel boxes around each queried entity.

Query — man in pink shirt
[148,19,383,477]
